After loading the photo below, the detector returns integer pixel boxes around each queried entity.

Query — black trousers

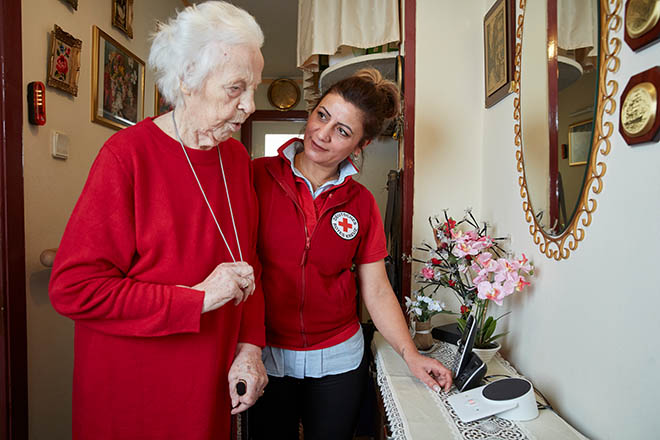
[247,351,368,440]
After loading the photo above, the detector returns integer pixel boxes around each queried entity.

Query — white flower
[418,295,432,304]
[428,301,443,312]
[412,307,423,316]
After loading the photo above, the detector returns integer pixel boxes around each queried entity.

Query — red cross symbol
[338,217,353,233]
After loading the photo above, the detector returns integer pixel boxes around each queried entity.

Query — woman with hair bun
[49,2,268,438]
[250,68,453,439]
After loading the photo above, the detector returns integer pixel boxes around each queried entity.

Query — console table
[371,332,588,440]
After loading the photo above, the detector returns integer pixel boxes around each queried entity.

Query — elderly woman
[49,2,267,439]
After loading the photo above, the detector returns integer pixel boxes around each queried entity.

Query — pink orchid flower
[477,281,506,305]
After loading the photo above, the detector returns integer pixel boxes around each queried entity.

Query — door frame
[0,0,29,438]
[240,110,308,155]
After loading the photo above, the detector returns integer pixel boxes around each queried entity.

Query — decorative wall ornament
[112,0,134,39]
[624,0,660,51]
[47,25,82,96]
[513,0,622,260]
[619,66,660,144]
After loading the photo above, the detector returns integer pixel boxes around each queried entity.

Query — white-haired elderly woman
[49,2,267,438]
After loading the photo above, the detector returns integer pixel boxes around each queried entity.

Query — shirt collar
[281,140,358,199]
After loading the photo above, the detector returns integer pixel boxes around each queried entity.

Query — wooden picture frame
[624,0,660,51]
[62,0,78,10]
[483,0,515,108]
[91,26,144,130]
[154,86,173,117]
[46,25,82,96]
[568,119,593,166]
[112,0,134,39]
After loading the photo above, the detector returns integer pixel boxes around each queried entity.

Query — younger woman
[250,69,452,439]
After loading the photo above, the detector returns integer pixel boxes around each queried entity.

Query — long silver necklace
[172,110,244,262]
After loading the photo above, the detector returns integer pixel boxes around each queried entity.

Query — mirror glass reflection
[521,0,600,235]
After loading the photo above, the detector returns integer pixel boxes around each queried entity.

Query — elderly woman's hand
[193,262,255,313]
[228,343,268,414]
[403,350,453,392]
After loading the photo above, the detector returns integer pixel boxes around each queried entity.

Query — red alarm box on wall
[28,81,46,126]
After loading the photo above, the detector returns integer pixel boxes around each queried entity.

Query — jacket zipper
[268,165,351,348]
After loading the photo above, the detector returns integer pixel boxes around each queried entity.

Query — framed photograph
[112,0,134,39]
[154,86,173,116]
[46,25,82,96]
[483,0,515,108]
[91,26,145,130]
[568,120,593,166]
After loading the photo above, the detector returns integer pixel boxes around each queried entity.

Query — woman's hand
[403,349,453,392]
[228,343,268,414]
[193,262,255,313]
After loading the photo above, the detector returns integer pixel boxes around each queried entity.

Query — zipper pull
[300,237,311,266]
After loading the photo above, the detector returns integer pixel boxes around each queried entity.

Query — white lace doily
[374,341,536,440]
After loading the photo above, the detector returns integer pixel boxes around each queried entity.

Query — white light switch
[51,130,69,159]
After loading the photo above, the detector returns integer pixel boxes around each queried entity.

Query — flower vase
[472,342,501,364]
[413,320,434,351]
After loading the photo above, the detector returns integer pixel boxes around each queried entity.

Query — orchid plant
[408,209,534,349]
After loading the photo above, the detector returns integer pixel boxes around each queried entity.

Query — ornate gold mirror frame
[513,0,622,260]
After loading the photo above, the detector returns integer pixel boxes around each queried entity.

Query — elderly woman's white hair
[149,1,264,108]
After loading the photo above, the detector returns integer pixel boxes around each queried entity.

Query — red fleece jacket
[253,140,387,350]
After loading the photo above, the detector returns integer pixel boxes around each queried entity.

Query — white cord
[172,110,243,262]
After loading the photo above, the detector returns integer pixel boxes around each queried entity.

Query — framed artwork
[112,0,134,39]
[154,86,173,116]
[91,26,145,130]
[46,25,82,96]
[568,120,593,166]
[483,0,515,108]
[62,0,78,10]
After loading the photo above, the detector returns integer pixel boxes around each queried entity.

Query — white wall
[22,1,182,438]
[415,1,660,438]
[414,0,485,316]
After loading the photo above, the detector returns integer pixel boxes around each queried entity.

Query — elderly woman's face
[183,44,263,146]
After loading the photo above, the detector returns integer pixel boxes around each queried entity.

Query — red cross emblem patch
[331,211,359,240]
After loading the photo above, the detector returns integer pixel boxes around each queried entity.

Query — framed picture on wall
[568,119,593,166]
[46,25,82,96]
[112,0,134,39]
[62,0,78,10]
[91,26,144,130]
[483,0,515,108]
[154,86,173,116]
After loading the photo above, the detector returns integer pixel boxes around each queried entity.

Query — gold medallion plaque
[621,82,657,137]
[267,79,300,111]
[626,0,660,38]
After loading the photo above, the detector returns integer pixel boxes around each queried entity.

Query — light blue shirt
[282,140,358,199]
[263,328,364,378]
[262,140,363,378]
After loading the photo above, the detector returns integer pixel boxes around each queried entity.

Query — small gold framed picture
[46,25,82,96]
[112,0,134,39]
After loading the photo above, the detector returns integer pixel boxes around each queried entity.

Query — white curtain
[557,0,598,56]
[297,0,400,108]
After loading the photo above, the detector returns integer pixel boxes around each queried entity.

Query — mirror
[514,0,621,259]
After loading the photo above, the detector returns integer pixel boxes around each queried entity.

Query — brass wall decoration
[619,66,660,144]
[624,0,660,50]
[512,0,622,260]
[267,79,301,111]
